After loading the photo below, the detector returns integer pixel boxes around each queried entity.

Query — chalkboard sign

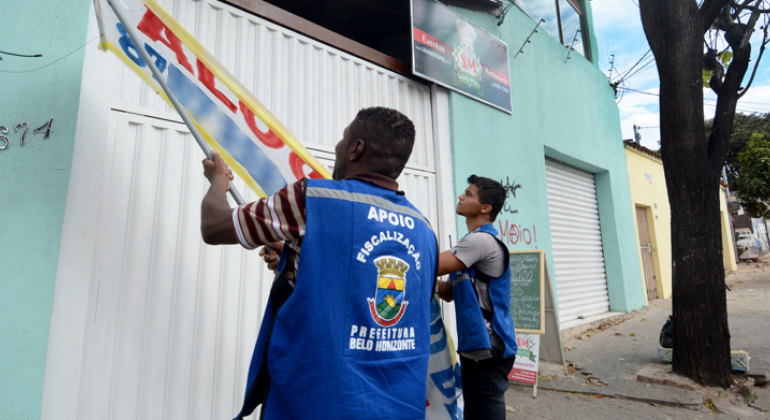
[509,250,545,334]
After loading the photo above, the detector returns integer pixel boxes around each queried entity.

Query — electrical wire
[0,36,99,74]
[736,100,770,106]
[615,49,652,83]
[0,49,42,58]
[616,88,769,114]
[704,101,770,115]
[617,86,658,96]
[624,57,656,80]
[614,2,770,101]
[611,49,657,94]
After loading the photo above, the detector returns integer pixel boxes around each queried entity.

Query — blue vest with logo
[450,224,517,358]
[235,179,438,420]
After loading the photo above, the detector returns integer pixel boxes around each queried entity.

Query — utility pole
[633,124,641,143]
[723,166,740,262]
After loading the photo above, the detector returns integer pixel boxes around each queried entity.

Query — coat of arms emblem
[368,256,410,327]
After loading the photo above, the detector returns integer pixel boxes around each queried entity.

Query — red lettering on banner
[239,101,284,149]
[413,27,452,54]
[197,59,237,113]
[137,7,194,75]
[289,151,323,180]
[482,64,510,87]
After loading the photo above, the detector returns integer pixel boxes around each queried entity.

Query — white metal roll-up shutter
[56,1,443,419]
[545,159,610,325]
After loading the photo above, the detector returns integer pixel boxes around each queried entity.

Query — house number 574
[0,118,54,150]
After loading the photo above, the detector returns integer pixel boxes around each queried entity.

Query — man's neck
[465,216,491,234]
[345,172,401,193]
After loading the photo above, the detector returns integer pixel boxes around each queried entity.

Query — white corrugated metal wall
[57,1,442,419]
[545,159,611,325]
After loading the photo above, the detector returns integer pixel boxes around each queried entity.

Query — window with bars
[515,0,588,60]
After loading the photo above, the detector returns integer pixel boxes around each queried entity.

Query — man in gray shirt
[437,175,517,420]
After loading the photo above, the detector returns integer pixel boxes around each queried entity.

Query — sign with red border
[411,0,512,113]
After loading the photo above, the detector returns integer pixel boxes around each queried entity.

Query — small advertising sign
[508,333,540,385]
[411,0,513,113]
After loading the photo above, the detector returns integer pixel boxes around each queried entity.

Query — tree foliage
[707,112,770,188]
[736,132,770,217]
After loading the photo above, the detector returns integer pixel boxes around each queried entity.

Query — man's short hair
[467,174,506,222]
[350,107,416,179]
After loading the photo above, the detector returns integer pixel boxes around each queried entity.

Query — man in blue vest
[200,107,438,420]
[437,175,517,420]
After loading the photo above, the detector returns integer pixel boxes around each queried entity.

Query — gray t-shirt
[452,232,506,278]
[451,231,507,360]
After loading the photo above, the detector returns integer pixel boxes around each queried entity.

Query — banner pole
[104,0,246,206]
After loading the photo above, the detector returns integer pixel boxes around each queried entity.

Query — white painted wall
[43,1,454,419]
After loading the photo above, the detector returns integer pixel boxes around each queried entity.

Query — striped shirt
[232,174,402,286]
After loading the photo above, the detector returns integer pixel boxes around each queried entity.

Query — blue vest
[450,224,517,358]
[236,179,438,420]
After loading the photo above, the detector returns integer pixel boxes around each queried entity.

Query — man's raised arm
[201,150,238,245]
[436,250,466,302]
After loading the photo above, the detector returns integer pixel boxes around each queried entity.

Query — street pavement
[503,263,770,419]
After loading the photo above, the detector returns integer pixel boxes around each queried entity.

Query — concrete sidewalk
[504,265,770,419]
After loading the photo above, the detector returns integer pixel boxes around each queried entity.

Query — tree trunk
[707,39,752,171]
[639,0,732,387]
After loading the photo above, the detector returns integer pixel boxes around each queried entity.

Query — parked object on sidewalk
[747,373,769,387]
[736,230,764,260]
[657,348,750,371]
[659,316,673,348]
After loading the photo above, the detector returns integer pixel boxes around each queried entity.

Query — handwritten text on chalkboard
[509,252,543,333]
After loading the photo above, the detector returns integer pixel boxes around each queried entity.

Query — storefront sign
[508,333,540,385]
[411,0,512,113]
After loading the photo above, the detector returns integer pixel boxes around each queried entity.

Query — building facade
[0,1,93,418]
[2,0,647,418]
[624,140,738,303]
[624,141,673,301]
[448,3,645,331]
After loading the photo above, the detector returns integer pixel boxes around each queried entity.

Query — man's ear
[350,139,365,161]
[480,203,493,216]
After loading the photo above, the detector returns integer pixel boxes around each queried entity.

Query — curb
[636,374,698,391]
[535,379,704,408]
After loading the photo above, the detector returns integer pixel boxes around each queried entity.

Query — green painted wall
[447,2,646,313]
[0,1,92,418]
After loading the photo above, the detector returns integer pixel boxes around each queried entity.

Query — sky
[589,0,770,150]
